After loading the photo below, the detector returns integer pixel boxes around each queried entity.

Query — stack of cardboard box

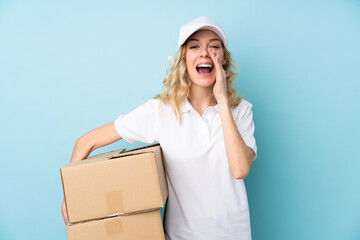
[60,144,168,240]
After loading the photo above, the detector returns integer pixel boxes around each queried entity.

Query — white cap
[178,16,227,48]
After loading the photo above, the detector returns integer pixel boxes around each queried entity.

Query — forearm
[218,100,253,179]
[69,122,122,162]
[69,135,94,162]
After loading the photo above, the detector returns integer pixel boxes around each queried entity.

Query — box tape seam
[106,190,124,215]
[105,217,123,236]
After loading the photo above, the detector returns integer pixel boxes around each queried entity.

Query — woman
[62,16,257,240]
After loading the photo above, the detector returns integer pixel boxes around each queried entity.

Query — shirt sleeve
[235,100,258,160]
[114,99,159,144]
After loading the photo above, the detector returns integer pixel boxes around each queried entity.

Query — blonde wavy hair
[155,44,242,124]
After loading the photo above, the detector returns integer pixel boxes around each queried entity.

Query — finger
[63,213,69,225]
[62,201,69,225]
[208,48,221,69]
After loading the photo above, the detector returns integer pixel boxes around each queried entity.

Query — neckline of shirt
[180,100,219,113]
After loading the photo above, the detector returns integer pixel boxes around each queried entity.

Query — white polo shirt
[114,98,257,240]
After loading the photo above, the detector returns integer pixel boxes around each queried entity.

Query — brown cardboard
[67,209,165,240]
[61,144,168,223]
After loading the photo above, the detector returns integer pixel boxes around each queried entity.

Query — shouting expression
[185,29,225,89]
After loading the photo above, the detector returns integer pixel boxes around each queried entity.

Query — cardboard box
[67,209,164,240]
[61,144,168,223]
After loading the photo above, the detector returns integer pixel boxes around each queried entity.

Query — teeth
[197,64,212,68]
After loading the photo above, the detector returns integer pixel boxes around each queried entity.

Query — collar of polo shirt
[180,100,220,113]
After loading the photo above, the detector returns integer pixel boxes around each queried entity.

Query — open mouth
[196,64,214,74]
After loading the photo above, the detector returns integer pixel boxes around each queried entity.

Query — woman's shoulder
[231,98,254,117]
[143,98,172,112]
[146,98,169,107]
[146,98,161,105]
[233,98,253,110]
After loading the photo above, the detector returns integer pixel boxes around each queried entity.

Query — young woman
[62,16,257,240]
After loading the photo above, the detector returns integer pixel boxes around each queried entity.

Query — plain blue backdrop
[1,0,359,239]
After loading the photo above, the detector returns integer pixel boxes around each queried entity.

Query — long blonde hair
[155,45,242,124]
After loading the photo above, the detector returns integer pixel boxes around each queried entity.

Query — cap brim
[178,24,227,48]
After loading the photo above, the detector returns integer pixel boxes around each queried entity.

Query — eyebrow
[187,38,222,43]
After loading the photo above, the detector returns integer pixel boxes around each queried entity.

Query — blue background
[1,0,359,239]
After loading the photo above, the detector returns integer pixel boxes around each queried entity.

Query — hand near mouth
[208,48,229,105]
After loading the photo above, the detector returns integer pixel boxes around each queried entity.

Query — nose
[200,47,210,57]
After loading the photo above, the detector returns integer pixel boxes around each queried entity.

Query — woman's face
[185,29,225,89]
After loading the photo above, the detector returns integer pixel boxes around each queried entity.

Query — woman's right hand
[62,199,69,225]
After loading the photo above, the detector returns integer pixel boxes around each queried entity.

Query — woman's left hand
[208,48,229,104]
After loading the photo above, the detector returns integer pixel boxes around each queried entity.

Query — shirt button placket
[202,116,210,142]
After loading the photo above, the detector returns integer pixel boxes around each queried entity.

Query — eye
[189,45,199,49]
[210,45,220,49]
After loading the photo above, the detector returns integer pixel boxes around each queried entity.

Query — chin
[192,78,215,88]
